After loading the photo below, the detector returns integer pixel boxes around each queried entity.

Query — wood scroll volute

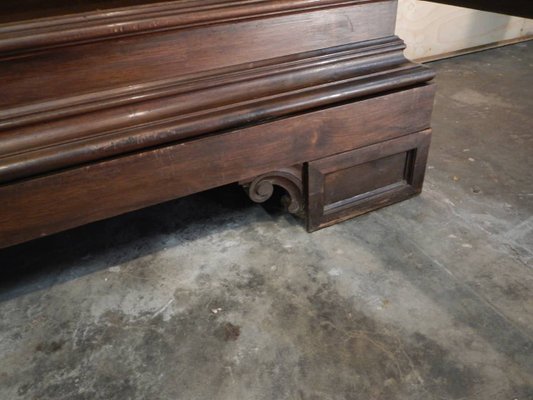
[241,165,305,218]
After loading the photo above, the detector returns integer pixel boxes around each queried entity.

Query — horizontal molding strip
[0,66,434,183]
[0,37,426,160]
[0,36,404,128]
[0,0,382,55]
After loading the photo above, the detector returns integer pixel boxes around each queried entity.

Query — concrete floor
[1,42,532,400]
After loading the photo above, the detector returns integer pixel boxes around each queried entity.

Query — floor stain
[216,322,241,342]
[35,340,64,355]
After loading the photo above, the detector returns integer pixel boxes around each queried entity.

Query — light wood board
[396,0,533,61]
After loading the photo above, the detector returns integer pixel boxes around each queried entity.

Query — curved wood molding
[0,36,406,127]
[0,36,435,183]
[241,165,305,217]
[0,0,380,54]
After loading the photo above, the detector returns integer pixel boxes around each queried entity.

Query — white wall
[396,0,533,61]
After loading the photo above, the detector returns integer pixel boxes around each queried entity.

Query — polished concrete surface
[0,42,532,400]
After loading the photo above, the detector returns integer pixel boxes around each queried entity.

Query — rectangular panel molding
[307,130,432,231]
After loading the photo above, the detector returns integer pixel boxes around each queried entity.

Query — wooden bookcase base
[0,0,436,248]
[0,84,435,248]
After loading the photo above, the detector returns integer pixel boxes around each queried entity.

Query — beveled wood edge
[0,0,385,55]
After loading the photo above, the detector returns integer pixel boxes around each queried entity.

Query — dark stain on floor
[216,322,241,342]
[6,266,487,400]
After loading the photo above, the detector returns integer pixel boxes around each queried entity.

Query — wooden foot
[241,129,432,231]
[306,130,432,231]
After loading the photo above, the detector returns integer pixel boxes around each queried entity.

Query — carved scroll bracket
[240,165,305,218]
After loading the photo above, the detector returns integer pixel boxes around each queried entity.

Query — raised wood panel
[323,151,407,204]
[396,0,533,61]
[0,84,435,248]
[307,129,432,231]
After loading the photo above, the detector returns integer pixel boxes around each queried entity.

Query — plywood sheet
[396,0,533,60]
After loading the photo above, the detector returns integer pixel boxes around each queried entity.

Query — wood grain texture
[0,0,176,23]
[0,36,435,183]
[0,1,396,107]
[0,36,406,127]
[0,84,435,248]
[323,151,407,204]
[0,0,393,53]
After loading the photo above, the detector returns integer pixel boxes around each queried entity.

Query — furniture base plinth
[241,130,432,232]
[306,130,432,231]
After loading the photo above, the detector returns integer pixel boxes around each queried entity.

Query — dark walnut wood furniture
[0,0,435,248]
